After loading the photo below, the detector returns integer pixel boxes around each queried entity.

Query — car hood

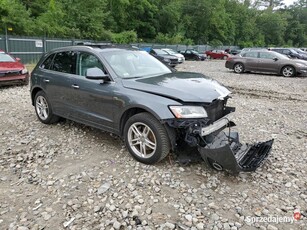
[122,72,231,103]
[0,62,24,72]
[158,54,178,59]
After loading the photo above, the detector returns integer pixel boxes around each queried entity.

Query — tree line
[0,0,306,47]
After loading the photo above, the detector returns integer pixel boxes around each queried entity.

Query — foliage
[0,0,306,47]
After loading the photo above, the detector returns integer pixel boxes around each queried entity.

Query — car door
[257,52,279,73]
[68,51,117,132]
[241,51,259,70]
[185,50,193,60]
[38,51,76,117]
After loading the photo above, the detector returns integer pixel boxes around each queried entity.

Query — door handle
[43,79,50,83]
[72,84,79,89]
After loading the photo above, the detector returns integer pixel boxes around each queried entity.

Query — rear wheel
[281,66,295,77]
[124,112,171,164]
[234,63,244,74]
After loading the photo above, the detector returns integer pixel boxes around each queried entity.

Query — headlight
[296,63,307,67]
[21,68,28,74]
[169,106,208,118]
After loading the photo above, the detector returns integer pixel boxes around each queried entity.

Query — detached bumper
[199,131,274,174]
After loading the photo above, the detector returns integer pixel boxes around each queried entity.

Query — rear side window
[40,54,55,70]
[259,52,275,59]
[243,52,258,58]
[51,51,77,74]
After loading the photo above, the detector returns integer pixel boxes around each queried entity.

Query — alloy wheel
[35,95,49,120]
[127,122,157,159]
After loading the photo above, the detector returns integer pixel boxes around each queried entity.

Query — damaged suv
[30,45,273,174]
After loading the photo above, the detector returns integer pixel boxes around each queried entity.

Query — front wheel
[124,112,171,164]
[281,66,295,77]
[233,63,244,74]
[34,91,59,124]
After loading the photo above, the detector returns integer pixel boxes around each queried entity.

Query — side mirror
[85,67,110,81]
[273,57,278,61]
[15,57,21,62]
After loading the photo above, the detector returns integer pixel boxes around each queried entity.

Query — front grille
[205,99,226,122]
[170,58,179,64]
[0,71,21,78]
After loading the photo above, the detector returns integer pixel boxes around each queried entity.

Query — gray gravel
[0,60,306,230]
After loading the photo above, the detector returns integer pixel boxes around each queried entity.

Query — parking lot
[0,60,306,229]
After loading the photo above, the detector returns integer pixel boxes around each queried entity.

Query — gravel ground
[0,60,306,230]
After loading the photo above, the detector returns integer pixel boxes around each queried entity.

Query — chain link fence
[0,35,239,64]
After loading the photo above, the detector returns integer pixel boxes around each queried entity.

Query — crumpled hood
[122,72,231,103]
[0,62,24,72]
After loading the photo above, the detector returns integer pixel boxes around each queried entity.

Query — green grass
[26,64,36,73]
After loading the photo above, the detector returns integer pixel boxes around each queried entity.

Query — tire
[281,66,295,77]
[34,91,60,124]
[207,158,224,171]
[233,63,244,74]
[124,112,171,164]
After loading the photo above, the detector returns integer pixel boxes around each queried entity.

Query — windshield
[0,53,16,62]
[102,50,172,79]
[273,52,290,60]
[163,49,177,55]
[191,50,200,54]
[153,49,168,55]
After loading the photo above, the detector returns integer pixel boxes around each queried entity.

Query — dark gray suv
[30,45,273,174]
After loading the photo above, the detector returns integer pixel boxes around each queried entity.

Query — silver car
[225,50,307,77]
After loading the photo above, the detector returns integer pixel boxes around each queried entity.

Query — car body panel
[122,72,231,103]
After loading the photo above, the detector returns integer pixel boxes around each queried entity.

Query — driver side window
[77,52,105,77]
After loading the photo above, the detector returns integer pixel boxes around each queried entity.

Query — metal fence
[0,34,239,64]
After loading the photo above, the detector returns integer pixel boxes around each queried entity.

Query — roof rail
[75,42,139,50]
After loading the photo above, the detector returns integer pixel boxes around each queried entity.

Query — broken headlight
[169,106,208,119]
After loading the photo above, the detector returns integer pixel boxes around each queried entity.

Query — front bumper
[199,131,273,174]
[168,111,273,174]
[0,74,29,85]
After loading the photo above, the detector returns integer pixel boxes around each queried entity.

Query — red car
[0,50,29,86]
[205,50,229,59]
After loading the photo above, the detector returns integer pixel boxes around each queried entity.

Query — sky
[283,0,296,6]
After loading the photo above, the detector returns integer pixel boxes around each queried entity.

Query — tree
[0,0,32,35]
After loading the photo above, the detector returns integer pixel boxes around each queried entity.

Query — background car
[225,50,307,77]
[205,50,229,59]
[0,50,29,86]
[161,48,185,63]
[179,49,206,61]
[269,48,307,60]
[225,49,242,55]
[148,48,179,67]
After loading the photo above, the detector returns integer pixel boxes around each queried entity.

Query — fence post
[4,25,8,52]
[43,36,46,54]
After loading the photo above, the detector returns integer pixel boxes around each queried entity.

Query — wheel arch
[119,106,161,137]
[31,87,44,106]
[280,64,296,76]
